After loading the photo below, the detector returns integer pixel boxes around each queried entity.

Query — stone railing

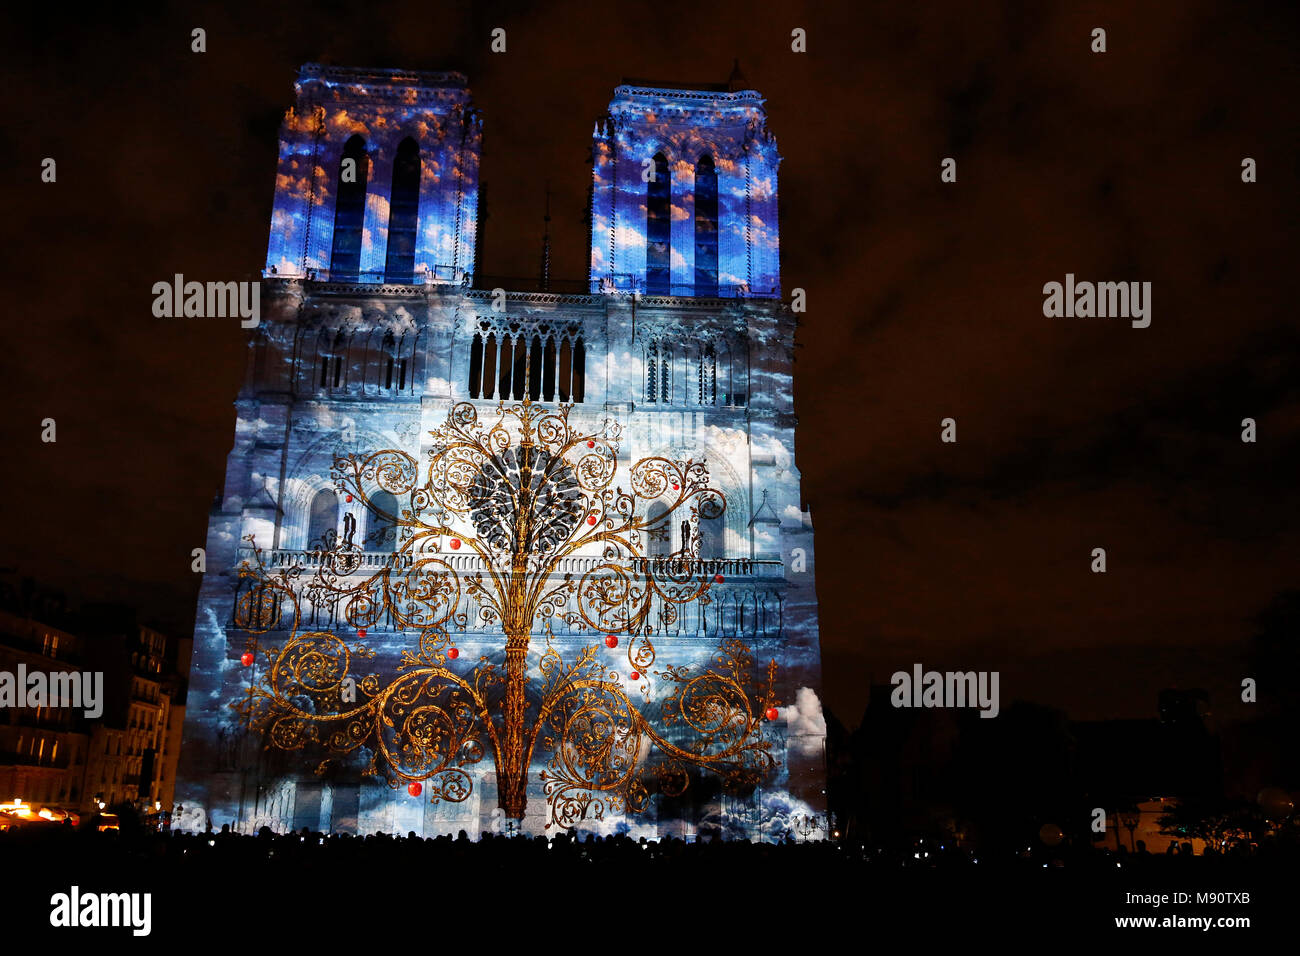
[247,549,783,581]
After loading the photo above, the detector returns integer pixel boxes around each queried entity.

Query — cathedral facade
[176,63,825,841]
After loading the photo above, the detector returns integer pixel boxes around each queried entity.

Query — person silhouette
[343,512,356,548]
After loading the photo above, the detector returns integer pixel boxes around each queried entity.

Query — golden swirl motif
[230,396,779,828]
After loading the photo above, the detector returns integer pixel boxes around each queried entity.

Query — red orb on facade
[672,483,679,490]
[345,494,353,503]
[357,628,366,639]
[605,634,618,648]
[447,647,459,660]
[630,671,640,681]
[587,440,595,448]
[407,782,422,798]
[587,515,597,525]
[450,538,461,550]
[765,707,779,721]
[714,574,725,584]
[241,652,254,667]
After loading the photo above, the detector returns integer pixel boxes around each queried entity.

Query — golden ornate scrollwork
[231,398,779,827]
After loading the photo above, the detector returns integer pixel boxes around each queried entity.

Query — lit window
[646,153,671,294]
[384,138,421,283]
[330,135,368,281]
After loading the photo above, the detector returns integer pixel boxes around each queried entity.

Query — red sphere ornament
[587,440,595,448]
[240,652,254,667]
[630,671,640,681]
[447,647,459,660]
[587,515,597,525]
[345,494,353,503]
[765,707,779,721]
[672,483,679,490]
[357,628,366,639]
[605,634,618,648]
[407,782,422,798]
[450,538,461,550]
[714,574,725,584]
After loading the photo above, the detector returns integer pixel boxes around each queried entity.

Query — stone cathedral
[176,63,825,841]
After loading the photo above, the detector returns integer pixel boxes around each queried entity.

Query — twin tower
[177,63,824,841]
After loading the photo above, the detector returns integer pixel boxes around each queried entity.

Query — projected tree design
[232,397,779,829]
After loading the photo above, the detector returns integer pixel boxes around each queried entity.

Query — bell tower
[588,73,781,297]
[264,63,482,284]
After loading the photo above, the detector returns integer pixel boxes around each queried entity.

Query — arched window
[558,338,571,402]
[659,344,671,403]
[646,153,671,294]
[528,335,543,400]
[318,332,332,389]
[698,344,717,406]
[694,154,718,296]
[383,332,396,390]
[646,344,658,403]
[468,330,586,404]
[572,339,586,403]
[384,138,421,283]
[367,491,400,552]
[330,136,368,281]
[498,334,514,400]
[481,333,499,400]
[542,337,557,401]
[307,490,338,551]
[468,333,483,399]
[511,337,527,400]
[331,331,347,388]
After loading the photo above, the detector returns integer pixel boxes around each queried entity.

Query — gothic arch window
[498,334,514,400]
[528,335,543,400]
[645,341,673,404]
[331,331,347,388]
[698,344,717,406]
[558,338,572,402]
[645,344,658,402]
[377,331,408,393]
[695,154,718,296]
[468,333,484,399]
[367,490,400,552]
[542,337,556,401]
[511,336,527,399]
[660,344,671,403]
[330,135,368,281]
[646,152,671,295]
[384,137,421,283]
[467,328,586,404]
[307,489,338,551]
[480,333,498,399]
[317,331,332,389]
[382,331,396,390]
[572,339,585,402]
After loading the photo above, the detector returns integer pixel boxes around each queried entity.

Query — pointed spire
[539,181,552,293]
[727,58,749,92]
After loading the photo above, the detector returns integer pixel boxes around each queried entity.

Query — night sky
[5,1,1297,728]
